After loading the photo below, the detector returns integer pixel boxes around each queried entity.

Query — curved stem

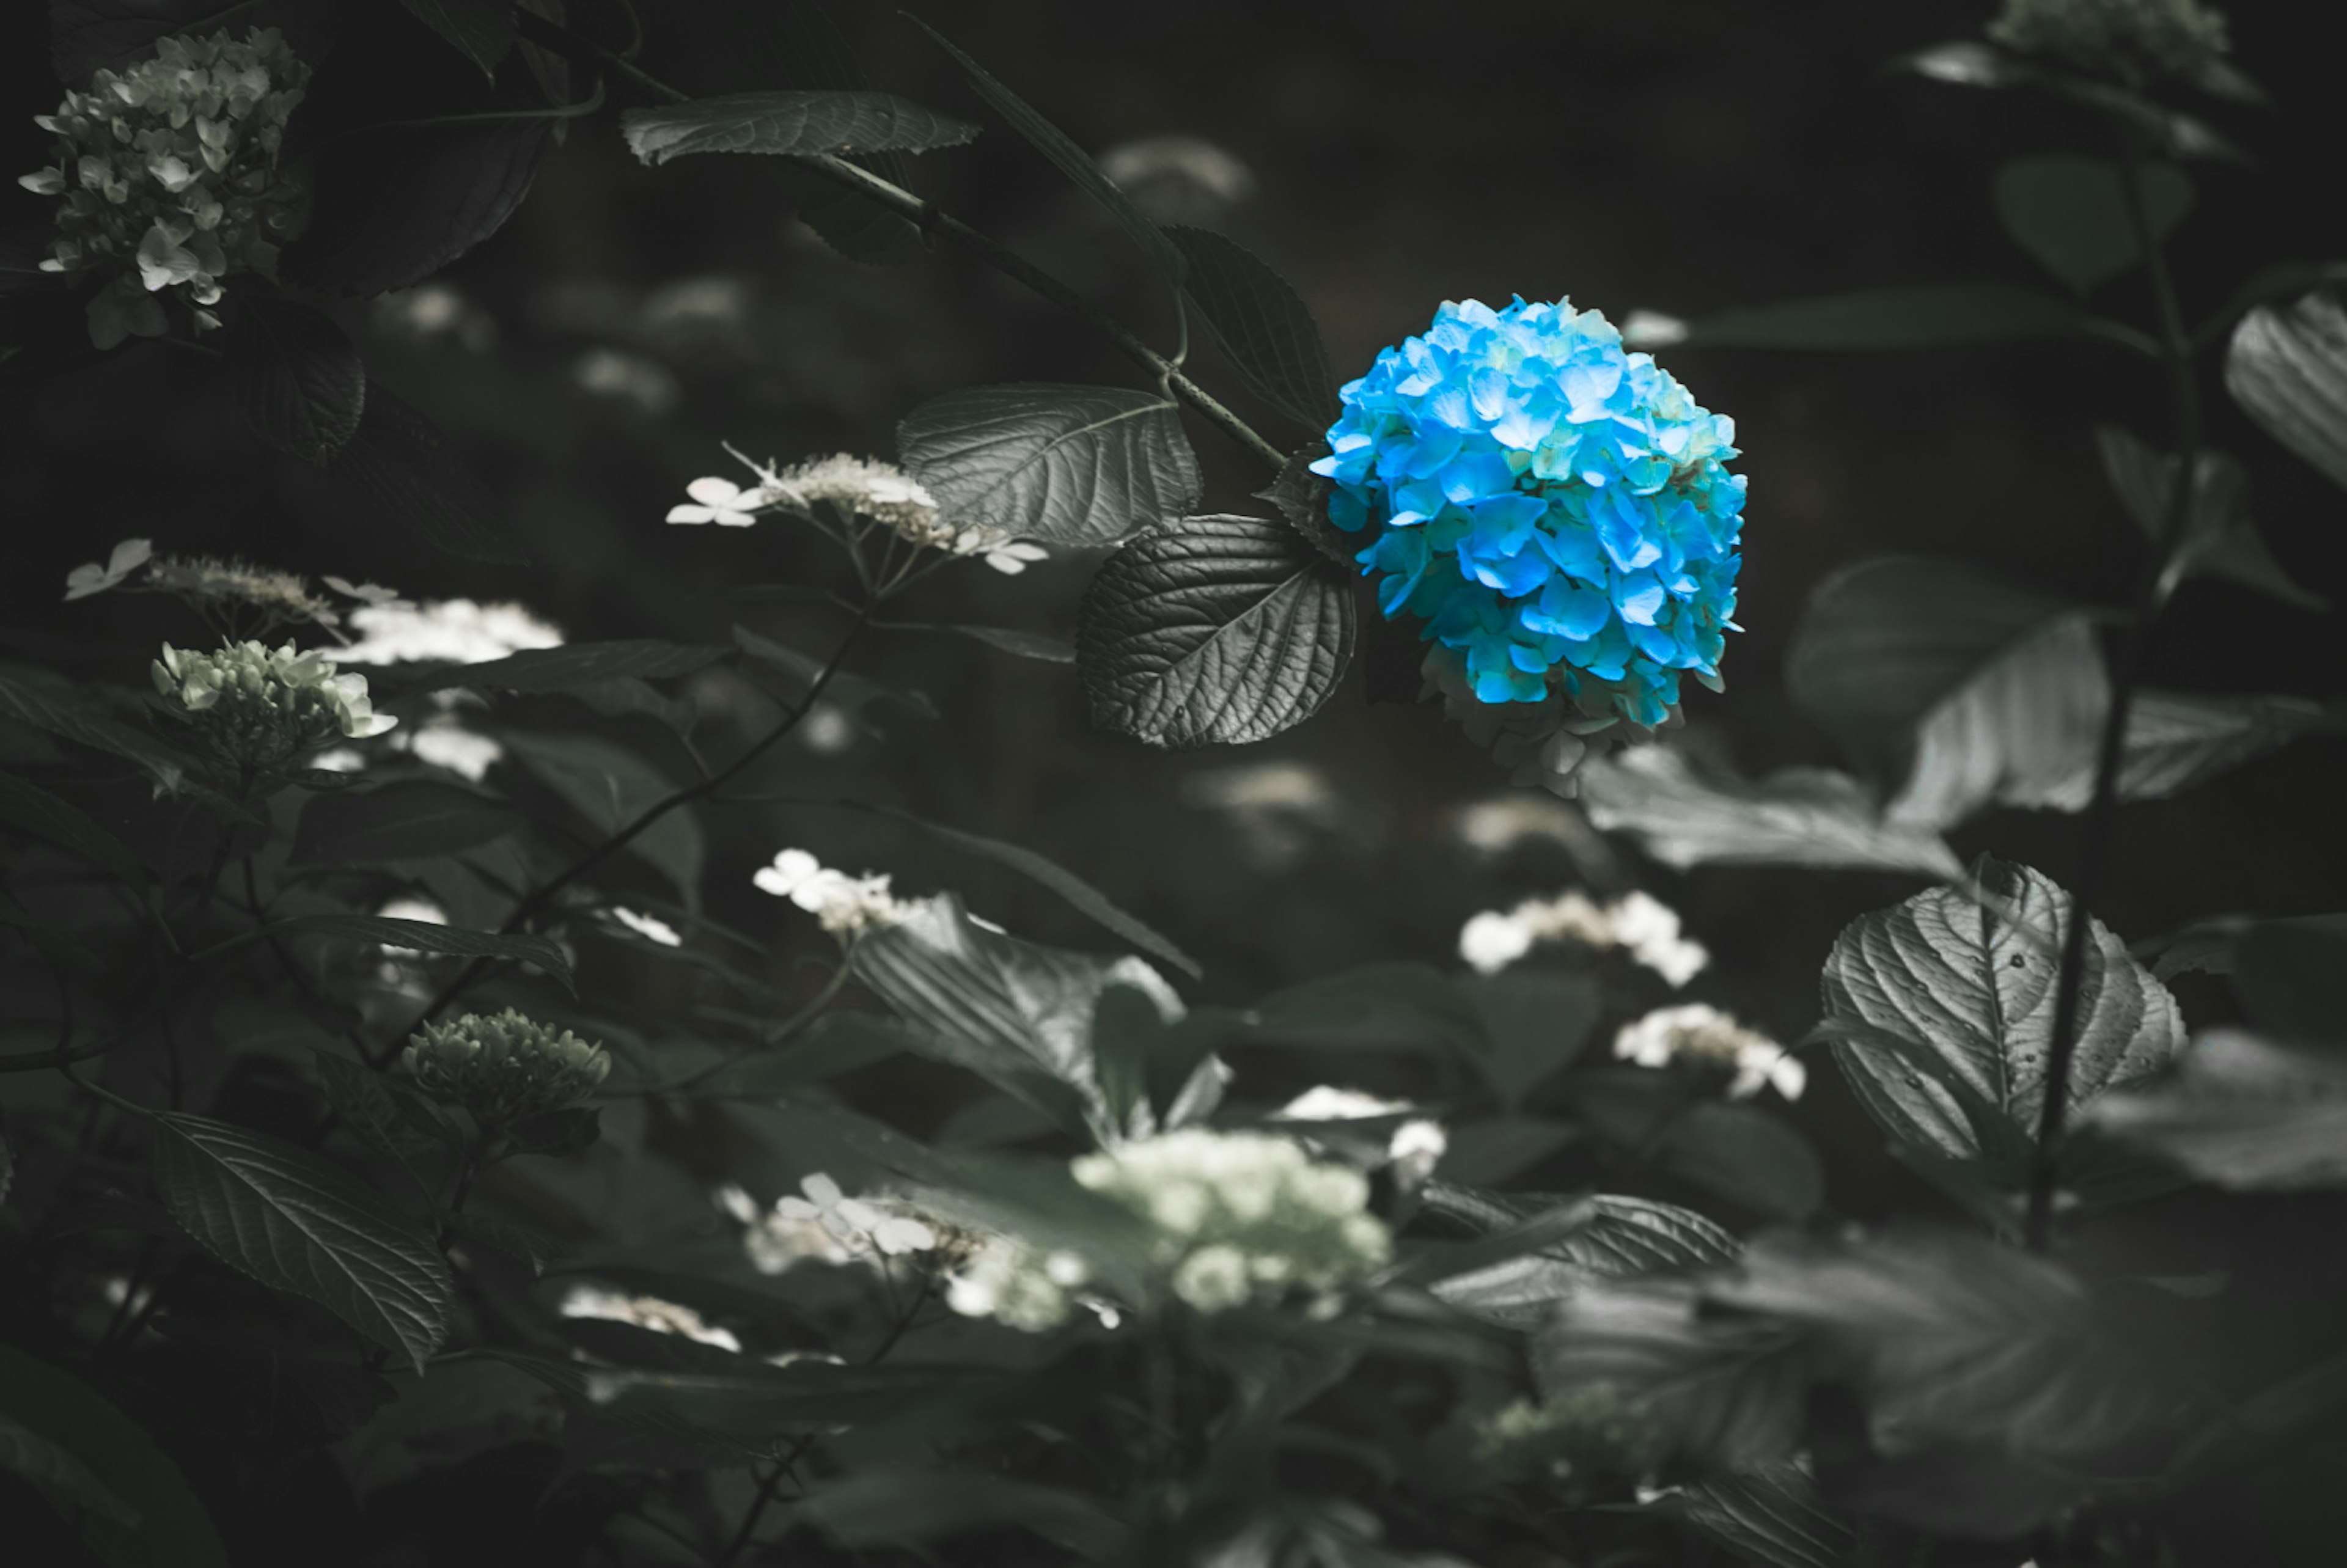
[2021,163,2203,1252]
[394,611,872,1050]
[510,8,1287,472]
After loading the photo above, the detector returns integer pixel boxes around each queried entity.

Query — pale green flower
[21,28,312,347]
[152,639,395,769]
[1475,1385,1665,1484]
[402,1010,611,1127]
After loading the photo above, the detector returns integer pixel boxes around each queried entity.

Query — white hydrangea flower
[23,29,313,347]
[1457,888,1708,986]
[559,1283,741,1353]
[718,1184,854,1274]
[1274,1085,1448,1189]
[775,1172,939,1258]
[62,537,153,601]
[400,717,503,782]
[326,598,563,666]
[1613,1003,1805,1101]
[666,446,1049,575]
[752,848,914,939]
[607,906,682,947]
[373,895,447,959]
[947,1236,1093,1333]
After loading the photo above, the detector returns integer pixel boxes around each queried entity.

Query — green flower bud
[401,1010,612,1127]
[1475,1385,1666,1487]
[151,639,395,770]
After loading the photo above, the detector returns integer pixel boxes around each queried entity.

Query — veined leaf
[2086,1028,2347,1190]
[222,283,367,464]
[502,729,702,904]
[1818,857,2184,1168]
[291,779,523,865]
[0,769,149,886]
[620,91,977,165]
[329,381,527,563]
[898,383,1202,547]
[1420,1181,1736,1328]
[398,639,733,695]
[2095,427,2327,611]
[1672,1464,1860,1568]
[2227,290,2347,494]
[270,914,573,992]
[1164,224,1339,428]
[1579,746,1962,877]
[150,1114,455,1372]
[287,117,551,299]
[0,1341,227,1567]
[0,669,211,800]
[1076,515,1356,747]
[400,0,513,75]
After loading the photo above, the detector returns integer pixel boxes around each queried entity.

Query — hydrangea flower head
[1989,0,2230,85]
[152,639,395,768]
[20,29,312,348]
[668,447,1048,575]
[1312,298,1744,779]
[402,1009,611,1127]
[753,848,914,938]
[1612,1003,1804,1101]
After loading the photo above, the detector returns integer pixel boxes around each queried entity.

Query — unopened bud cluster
[402,1010,612,1127]
[20,29,312,348]
[152,640,395,768]
[1475,1385,1664,1485]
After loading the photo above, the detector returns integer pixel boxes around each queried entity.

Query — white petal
[686,477,745,506]
[666,504,718,524]
[800,1172,844,1209]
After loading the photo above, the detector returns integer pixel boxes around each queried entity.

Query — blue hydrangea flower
[1311,298,1744,728]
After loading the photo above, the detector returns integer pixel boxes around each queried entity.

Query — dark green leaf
[2095,428,2328,610]
[329,381,528,562]
[150,1113,455,1372]
[290,779,523,865]
[920,623,1076,662]
[285,122,551,300]
[1164,224,1338,428]
[1994,157,2192,295]
[796,1466,1136,1558]
[1786,554,2077,787]
[864,801,1200,979]
[1664,283,2089,351]
[270,914,573,992]
[620,90,976,165]
[1251,962,1486,1059]
[1578,747,1963,877]
[1883,612,2110,829]
[1532,1275,1812,1470]
[0,1411,142,1528]
[2227,290,2347,494]
[0,1341,227,1567]
[399,0,514,75]
[314,1050,455,1177]
[913,20,1185,291]
[221,284,367,463]
[1428,1115,1577,1188]
[850,894,1194,1143]
[2233,919,2347,1043]
[1819,857,2184,1166]
[398,639,733,694]
[1419,1185,1735,1328]
[898,383,1203,547]
[1458,970,1600,1107]
[0,769,149,885]
[1656,1102,1824,1221]
[1076,515,1357,747]
[0,669,214,800]
[2086,1030,2347,1190]
[1255,439,1356,566]
[1671,1464,1860,1568]
[676,1010,919,1097]
[501,729,701,904]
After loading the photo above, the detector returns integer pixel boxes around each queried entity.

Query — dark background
[5,0,2342,1212]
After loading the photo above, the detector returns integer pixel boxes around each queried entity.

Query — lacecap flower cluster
[20,29,312,348]
[153,640,395,767]
[403,1010,611,1127]
[1313,298,1744,730]
[1989,0,2230,84]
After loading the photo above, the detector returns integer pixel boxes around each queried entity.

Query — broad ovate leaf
[1579,747,1961,877]
[2085,1029,2347,1190]
[2226,290,2347,495]
[1818,858,2183,1168]
[620,91,977,165]
[1076,515,1356,748]
[1993,157,2192,296]
[899,383,1202,547]
[150,1114,455,1372]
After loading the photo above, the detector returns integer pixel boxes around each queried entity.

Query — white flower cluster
[718,1176,955,1277]
[559,1283,743,1353]
[1989,0,2230,83]
[1458,888,1708,986]
[64,540,353,639]
[1612,1003,1804,1101]
[153,640,395,766]
[753,848,914,939]
[667,447,1048,575]
[325,598,564,667]
[1273,1085,1448,1189]
[950,1130,1393,1332]
[20,29,312,348]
